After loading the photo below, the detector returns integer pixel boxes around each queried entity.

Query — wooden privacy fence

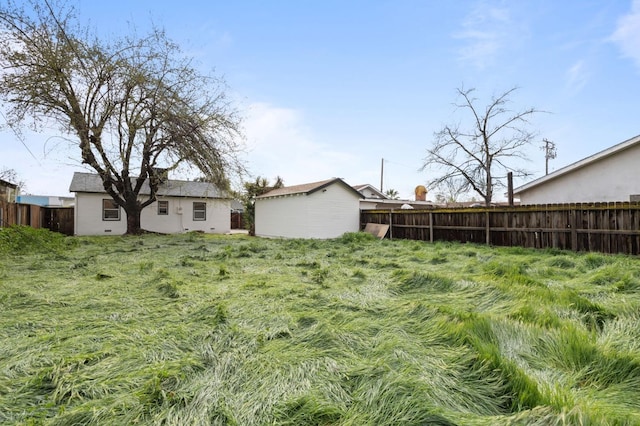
[0,200,74,236]
[361,202,640,255]
[43,207,74,235]
[0,200,41,229]
[231,211,245,230]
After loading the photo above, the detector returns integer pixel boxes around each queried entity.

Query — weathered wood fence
[361,202,640,255]
[0,200,74,235]
[231,211,245,230]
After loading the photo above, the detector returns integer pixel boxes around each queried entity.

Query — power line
[0,110,41,164]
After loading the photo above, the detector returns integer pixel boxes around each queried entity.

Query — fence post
[570,206,578,251]
[389,210,393,240]
[429,211,434,243]
[485,210,490,245]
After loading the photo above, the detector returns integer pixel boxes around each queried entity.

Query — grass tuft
[394,271,455,293]
[335,231,377,244]
[0,225,74,255]
[158,280,181,298]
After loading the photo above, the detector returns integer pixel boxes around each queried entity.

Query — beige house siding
[74,193,230,235]
[255,182,360,239]
[516,142,640,205]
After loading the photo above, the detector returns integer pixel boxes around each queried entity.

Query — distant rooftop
[69,172,229,199]
[0,178,18,189]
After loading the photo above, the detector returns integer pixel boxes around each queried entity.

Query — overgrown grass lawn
[1,228,640,425]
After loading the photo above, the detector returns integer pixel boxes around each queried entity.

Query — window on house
[157,200,169,215]
[102,199,120,221]
[193,202,206,221]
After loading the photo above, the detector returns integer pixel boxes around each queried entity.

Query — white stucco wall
[517,144,640,205]
[74,193,230,235]
[255,183,361,239]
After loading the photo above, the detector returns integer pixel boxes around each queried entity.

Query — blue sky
[2,0,640,200]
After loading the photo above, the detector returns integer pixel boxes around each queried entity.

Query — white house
[69,172,231,235]
[255,178,363,239]
[513,134,640,205]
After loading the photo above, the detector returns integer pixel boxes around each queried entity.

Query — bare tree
[434,176,467,205]
[421,86,542,206]
[0,0,245,234]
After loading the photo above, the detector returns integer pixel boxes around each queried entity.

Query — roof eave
[514,134,640,194]
[308,178,364,198]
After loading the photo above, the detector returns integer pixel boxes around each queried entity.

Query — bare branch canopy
[421,86,544,206]
[0,0,246,234]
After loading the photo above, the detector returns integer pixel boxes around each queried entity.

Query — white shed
[254,178,364,239]
[69,172,231,235]
[513,134,640,204]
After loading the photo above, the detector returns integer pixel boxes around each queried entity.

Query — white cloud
[454,3,515,69]
[243,102,359,186]
[242,104,427,200]
[610,0,640,70]
[565,60,589,94]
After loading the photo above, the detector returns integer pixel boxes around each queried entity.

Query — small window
[157,200,169,215]
[193,202,206,221]
[103,199,120,221]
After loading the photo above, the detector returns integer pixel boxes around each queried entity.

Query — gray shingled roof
[256,178,364,199]
[69,172,229,199]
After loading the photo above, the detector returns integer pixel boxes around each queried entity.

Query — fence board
[0,200,74,235]
[361,202,640,255]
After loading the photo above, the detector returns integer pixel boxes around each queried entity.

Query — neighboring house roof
[230,199,244,211]
[16,195,75,207]
[513,134,640,195]
[69,172,229,198]
[256,178,364,199]
[0,178,18,189]
[352,184,388,199]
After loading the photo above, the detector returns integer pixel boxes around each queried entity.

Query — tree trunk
[124,204,143,235]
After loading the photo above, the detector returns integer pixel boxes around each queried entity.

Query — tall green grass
[1,230,639,424]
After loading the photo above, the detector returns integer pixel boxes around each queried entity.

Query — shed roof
[513,134,640,195]
[256,178,364,199]
[69,172,229,199]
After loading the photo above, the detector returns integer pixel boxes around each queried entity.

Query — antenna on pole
[380,158,384,192]
[541,138,557,175]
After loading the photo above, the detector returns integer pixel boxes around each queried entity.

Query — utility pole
[541,138,557,175]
